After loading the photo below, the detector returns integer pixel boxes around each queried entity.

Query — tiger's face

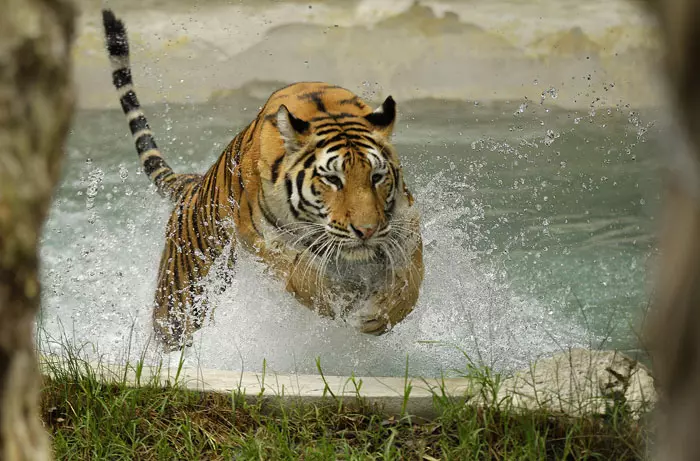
[265,96,417,263]
[311,141,397,261]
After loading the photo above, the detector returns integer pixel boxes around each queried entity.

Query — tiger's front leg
[359,242,424,335]
[255,241,336,318]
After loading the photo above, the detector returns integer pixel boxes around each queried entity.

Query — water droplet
[543,129,559,146]
[119,165,129,182]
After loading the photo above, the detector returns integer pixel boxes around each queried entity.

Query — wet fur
[101,10,423,349]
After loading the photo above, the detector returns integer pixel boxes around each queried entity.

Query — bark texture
[641,0,700,459]
[0,0,76,459]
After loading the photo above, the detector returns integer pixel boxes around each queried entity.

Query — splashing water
[38,100,661,377]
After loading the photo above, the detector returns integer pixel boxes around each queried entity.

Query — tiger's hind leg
[151,191,227,350]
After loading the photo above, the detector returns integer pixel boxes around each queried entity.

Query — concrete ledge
[41,349,656,419]
[43,358,476,418]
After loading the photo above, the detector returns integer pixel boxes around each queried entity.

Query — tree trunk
[0,0,76,459]
[641,0,700,459]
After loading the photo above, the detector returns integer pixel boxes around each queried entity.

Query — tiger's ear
[277,105,310,151]
[365,96,396,137]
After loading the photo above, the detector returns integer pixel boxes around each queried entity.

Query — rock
[497,348,656,417]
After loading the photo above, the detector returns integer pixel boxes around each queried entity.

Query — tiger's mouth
[340,244,380,262]
[301,234,381,263]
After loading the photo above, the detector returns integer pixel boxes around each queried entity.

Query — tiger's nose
[350,224,376,240]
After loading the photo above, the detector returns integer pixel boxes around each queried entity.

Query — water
[38,98,661,377]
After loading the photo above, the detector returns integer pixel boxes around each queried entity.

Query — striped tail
[102,9,185,199]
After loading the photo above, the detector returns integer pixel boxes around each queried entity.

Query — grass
[39,344,652,460]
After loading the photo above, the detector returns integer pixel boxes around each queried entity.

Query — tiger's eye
[326,175,343,189]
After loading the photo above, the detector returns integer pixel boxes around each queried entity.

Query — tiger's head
[260,88,419,264]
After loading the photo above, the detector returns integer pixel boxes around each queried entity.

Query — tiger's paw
[358,313,392,336]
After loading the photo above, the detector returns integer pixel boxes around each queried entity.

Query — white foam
[38,162,589,378]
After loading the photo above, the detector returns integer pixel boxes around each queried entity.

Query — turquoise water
[38,98,661,377]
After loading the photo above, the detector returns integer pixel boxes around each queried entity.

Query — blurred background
[73,0,661,109]
[39,0,666,378]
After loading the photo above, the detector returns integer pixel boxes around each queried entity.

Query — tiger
[101,9,424,350]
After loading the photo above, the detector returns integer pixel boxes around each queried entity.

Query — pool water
[38,97,661,377]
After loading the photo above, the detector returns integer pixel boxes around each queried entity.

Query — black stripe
[325,144,344,153]
[238,167,245,192]
[313,95,326,112]
[316,133,344,149]
[386,192,396,215]
[343,133,372,143]
[209,163,227,227]
[243,120,257,146]
[352,141,376,151]
[270,155,284,183]
[102,10,129,57]
[176,207,194,296]
[245,194,263,236]
[379,147,392,161]
[128,114,149,134]
[303,153,317,168]
[298,91,327,112]
[312,122,340,130]
[232,133,244,165]
[308,113,358,122]
[315,128,341,136]
[285,177,299,218]
[112,67,132,89]
[135,133,158,154]
[325,155,338,169]
[258,190,279,227]
[317,137,350,151]
[343,128,372,136]
[143,155,166,176]
[199,165,215,204]
[337,120,370,130]
[191,211,208,255]
[390,164,398,182]
[153,170,173,189]
[295,170,305,198]
[174,204,193,286]
[326,228,349,238]
[222,149,234,195]
[296,171,321,211]
[299,190,322,210]
[290,147,316,169]
[119,90,139,113]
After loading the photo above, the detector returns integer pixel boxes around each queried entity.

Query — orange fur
[102,11,423,349]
